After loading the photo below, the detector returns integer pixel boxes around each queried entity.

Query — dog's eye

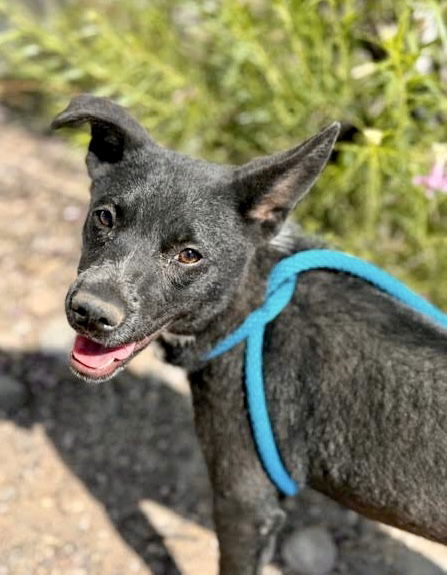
[94,208,115,228]
[175,248,202,265]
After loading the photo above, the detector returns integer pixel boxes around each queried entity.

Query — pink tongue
[72,335,136,369]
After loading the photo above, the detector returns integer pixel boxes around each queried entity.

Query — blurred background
[2,0,447,301]
[1,1,447,574]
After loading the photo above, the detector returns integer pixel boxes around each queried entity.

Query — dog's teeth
[161,332,196,347]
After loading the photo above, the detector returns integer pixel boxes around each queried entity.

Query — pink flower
[413,158,447,198]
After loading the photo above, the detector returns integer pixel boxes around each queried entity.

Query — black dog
[52,95,447,574]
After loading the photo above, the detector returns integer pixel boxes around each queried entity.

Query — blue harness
[206,249,447,496]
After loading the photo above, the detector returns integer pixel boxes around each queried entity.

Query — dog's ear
[233,123,340,237]
[51,94,155,178]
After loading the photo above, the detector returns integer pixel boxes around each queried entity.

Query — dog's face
[52,95,338,382]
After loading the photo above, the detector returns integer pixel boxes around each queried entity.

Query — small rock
[63,205,82,222]
[77,514,91,531]
[0,374,28,412]
[345,510,359,526]
[41,497,55,509]
[281,526,337,575]
[129,559,143,573]
[59,496,85,514]
[42,546,56,560]
[26,288,59,318]
[38,315,75,353]
[0,485,17,502]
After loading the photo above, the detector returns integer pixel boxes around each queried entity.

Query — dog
[52,95,447,574]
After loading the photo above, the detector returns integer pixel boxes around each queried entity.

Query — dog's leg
[191,369,285,575]
[213,492,285,575]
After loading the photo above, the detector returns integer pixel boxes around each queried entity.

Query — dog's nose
[69,291,125,333]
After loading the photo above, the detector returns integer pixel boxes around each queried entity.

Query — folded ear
[233,123,340,237]
[51,94,155,178]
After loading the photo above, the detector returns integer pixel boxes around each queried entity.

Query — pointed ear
[51,94,155,178]
[233,123,340,236]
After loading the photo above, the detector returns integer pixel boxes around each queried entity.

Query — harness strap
[206,249,447,496]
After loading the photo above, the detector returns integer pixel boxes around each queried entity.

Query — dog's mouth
[70,331,159,382]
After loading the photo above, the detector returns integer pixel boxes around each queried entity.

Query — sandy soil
[0,110,446,574]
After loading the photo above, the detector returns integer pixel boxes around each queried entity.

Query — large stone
[0,374,28,413]
[281,526,337,575]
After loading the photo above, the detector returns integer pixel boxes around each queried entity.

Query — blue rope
[206,249,447,496]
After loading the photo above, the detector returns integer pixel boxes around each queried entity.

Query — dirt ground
[1,109,447,575]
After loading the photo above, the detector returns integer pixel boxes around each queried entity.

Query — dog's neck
[160,250,268,363]
[160,224,322,369]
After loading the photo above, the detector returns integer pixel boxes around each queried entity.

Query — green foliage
[1,0,447,304]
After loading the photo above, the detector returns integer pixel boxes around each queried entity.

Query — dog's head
[52,95,339,381]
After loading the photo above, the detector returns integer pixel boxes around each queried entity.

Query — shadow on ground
[0,348,445,575]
